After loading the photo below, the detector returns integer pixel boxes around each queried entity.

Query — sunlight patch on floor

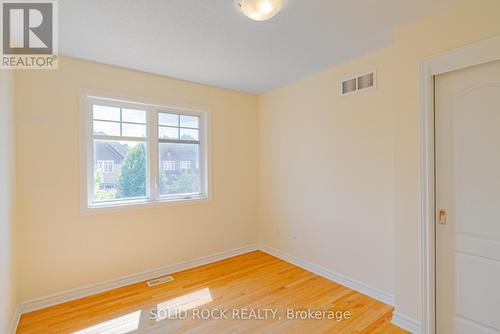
[156,287,213,320]
[72,310,142,334]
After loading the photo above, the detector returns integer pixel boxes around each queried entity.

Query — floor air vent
[341,70,376,96]
[147,275,174,287]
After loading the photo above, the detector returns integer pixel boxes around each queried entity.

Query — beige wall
[392,0,500,322]
[258,47,396,298]
[15,57,259,302]
[258,0,500,324]
[11,0,500,326]
[0,70,17,332]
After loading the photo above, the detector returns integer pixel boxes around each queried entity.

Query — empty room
[1,0,500,333]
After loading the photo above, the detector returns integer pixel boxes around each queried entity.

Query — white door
[436,59,500,334]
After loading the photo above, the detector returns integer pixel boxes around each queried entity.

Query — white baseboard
[259,244,396,306]
[391,311,422,334]
[18,243,259,314]
[8,306,21,334]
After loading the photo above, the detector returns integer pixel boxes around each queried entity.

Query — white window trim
[79,89,210,213]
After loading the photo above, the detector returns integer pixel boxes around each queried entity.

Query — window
[179,161,192,170]
[158,112,201,197]
[97,160,114,174]
[83,95,208,209]
[162,160,176,171]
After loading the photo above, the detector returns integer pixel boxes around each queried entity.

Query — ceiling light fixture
[236,0,285,21]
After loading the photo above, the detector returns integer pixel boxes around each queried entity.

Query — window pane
[159,143,200,196]
[93,105,120,121]
[122,123,146,137]
[93,121,120,136]
[122,108,146,124]
[93,140,147,202]
[180,115,199,129]
[180,128,199,141]
[159,126,179,140]
[159,113,178,127]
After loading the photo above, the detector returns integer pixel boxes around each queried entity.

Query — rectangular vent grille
[342,78,357,95]
[147,275,174,287]
[341,71,376,96]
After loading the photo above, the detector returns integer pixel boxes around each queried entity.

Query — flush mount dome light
[236,0,285,21]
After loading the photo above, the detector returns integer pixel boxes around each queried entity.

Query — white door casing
[435,59,500,333]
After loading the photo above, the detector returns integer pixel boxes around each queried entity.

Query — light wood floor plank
[17,251,407,334]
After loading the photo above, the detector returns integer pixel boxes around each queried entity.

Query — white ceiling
[60,0,452,94]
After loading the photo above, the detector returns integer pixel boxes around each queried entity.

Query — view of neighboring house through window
[86,96,207,208]
[180,161,192,170]
[158,112,201,197]
[97,160,114,173]
[162,160,176,171]
[92,104,148,203]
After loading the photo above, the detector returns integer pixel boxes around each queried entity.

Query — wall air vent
[341,70,376,96]
[342,78,357,95]
[147,275,174,287]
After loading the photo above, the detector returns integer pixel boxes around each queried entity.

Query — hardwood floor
[17,251,407,333]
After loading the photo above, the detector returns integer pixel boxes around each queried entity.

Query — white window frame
[80,91,210,212]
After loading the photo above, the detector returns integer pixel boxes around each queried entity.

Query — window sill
[81,195,210,215]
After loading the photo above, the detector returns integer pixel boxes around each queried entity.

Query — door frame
[420,35,500,334]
